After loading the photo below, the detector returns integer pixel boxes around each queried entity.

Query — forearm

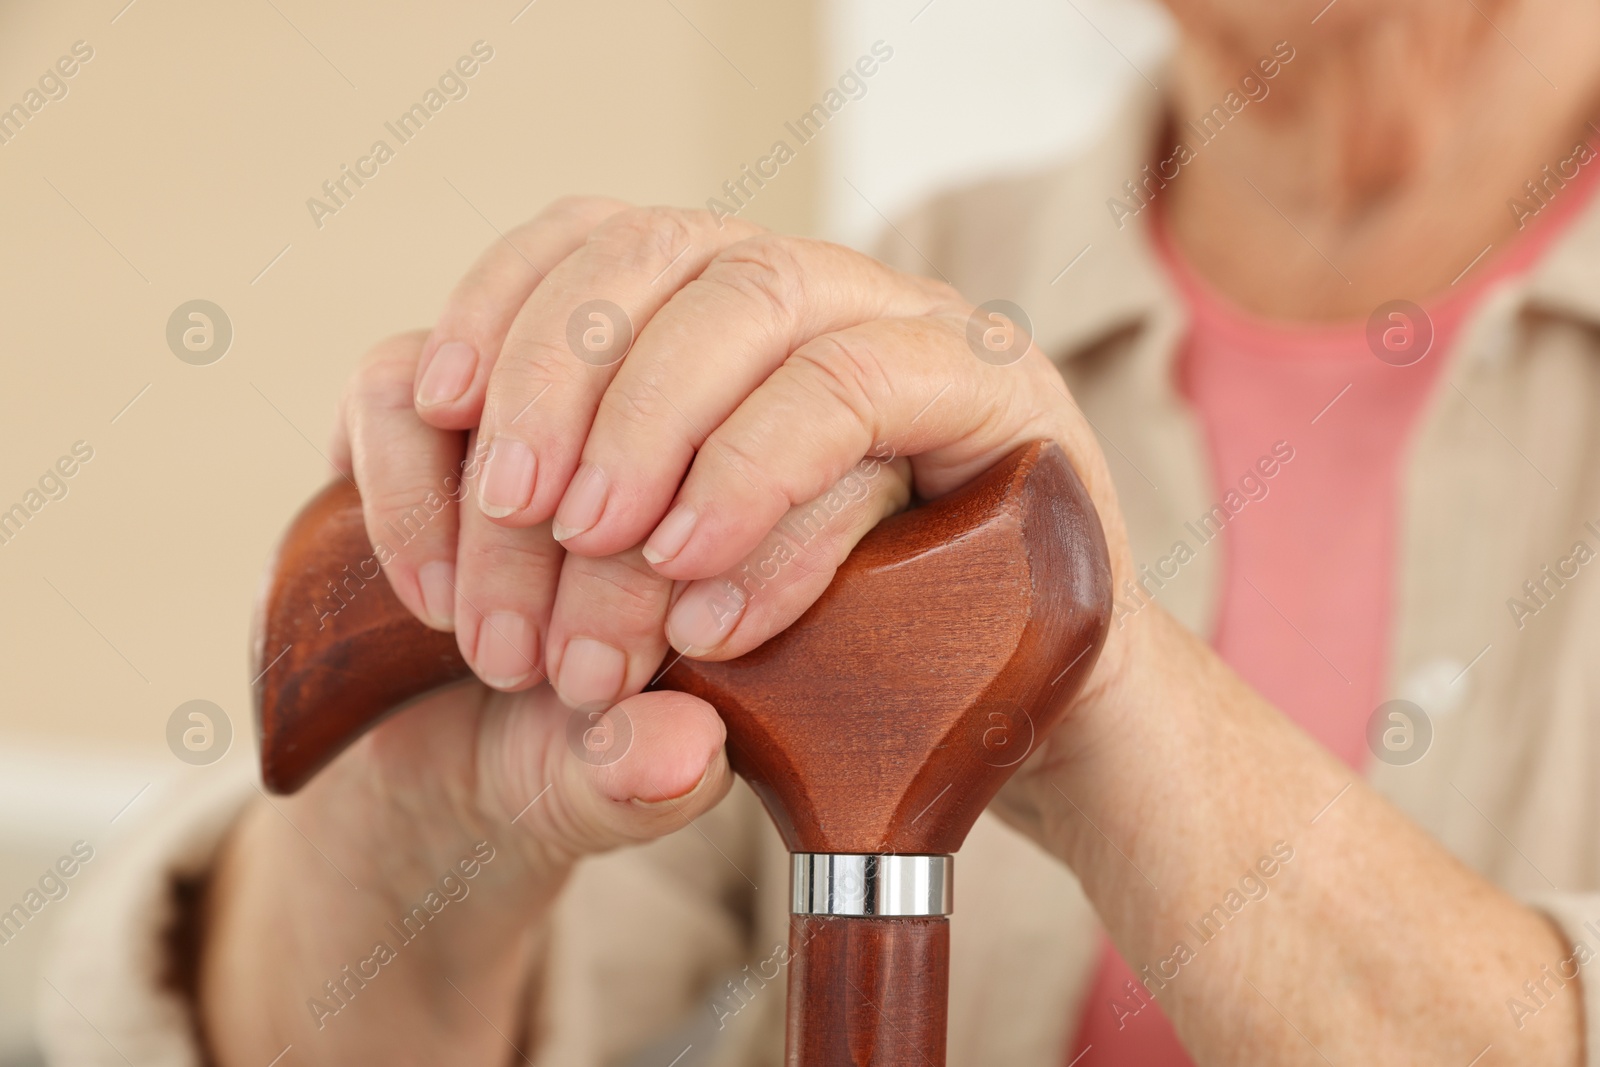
[1044,608,1581,1066]
[199,783,556,1064]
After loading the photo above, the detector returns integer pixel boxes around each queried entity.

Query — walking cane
[253,439,1112,1066]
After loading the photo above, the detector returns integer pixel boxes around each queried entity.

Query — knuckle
[348,333,425,411]
[699,235,808,326]
[476,197,631,287]
[567,559,667,631]
[787,333,887,427]
[364,483,451,525]
[702,434,792,514]
[588,206,697,275]
[499,330,572,371]
[760,526,834,589]
[596,382,683,440]
[493,333,587,392]
[491,198,631,272]
[346,371,412,419]
[459,530,559,582]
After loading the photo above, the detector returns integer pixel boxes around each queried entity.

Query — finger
[454,431,564,691]
[342,330,466,630]
[472,206,765,527]
[544,547,674,711]
[643,315,1102,580]
[479,686,733,863]
[328,405,353,478]
[664,455,911,657]
[415,196,631,428]
[551,234,954,559]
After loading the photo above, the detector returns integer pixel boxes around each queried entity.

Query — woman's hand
[364,197,1580,1067]
[204,197,1583,1067]
[356,197,1134,724]
[202,199,1136,1067]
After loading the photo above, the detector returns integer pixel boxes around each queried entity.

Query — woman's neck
[1162,2,1600,320]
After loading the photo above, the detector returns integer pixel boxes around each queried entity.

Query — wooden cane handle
[253,439,1113,1066]
[652,439,1112,856]
[252,478,473,793]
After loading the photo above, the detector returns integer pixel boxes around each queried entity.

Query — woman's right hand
[200,195,917,1063]
[198,324,737,1066]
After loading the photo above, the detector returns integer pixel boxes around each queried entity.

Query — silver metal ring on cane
[790,853,953,917]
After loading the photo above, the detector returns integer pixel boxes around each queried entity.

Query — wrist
[1045,598,1179,769]
[202,795,548,1064]
[198,747,570,1063]
[1029,605,1345,893]
[284,737,573,969]
[1013,606,1222,869]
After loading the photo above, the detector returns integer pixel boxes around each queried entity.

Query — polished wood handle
[252,478,473,793]
[252,439,1113,1065]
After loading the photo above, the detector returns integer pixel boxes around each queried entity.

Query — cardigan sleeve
[1528,891,1600,1067]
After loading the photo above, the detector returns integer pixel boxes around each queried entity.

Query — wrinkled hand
[206,198,1143,1066]
[337,198,1133,726]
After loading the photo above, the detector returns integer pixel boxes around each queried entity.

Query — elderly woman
[44,1,1600,1065]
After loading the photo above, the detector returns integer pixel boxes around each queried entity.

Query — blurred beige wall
[0,0,821,753]
[0,2,819,1057]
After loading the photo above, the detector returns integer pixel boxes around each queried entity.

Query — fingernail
[475,611,538,688]
[642,504,698,565]
[666,580,745,655]
[479,438,536,518]
[417,560,456,630]
[556,637,626,709]
[552,463,609,541]
[416,341,477,407]
[629,753,723,808]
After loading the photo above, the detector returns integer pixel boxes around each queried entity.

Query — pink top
[1066,154,1600,1066]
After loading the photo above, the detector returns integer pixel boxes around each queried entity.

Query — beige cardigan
[42,85,1600,1066]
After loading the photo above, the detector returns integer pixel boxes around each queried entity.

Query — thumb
[514,688,734,863]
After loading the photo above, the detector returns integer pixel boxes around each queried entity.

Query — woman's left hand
[414,202,1135,733]
[406,202,1585,1067]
